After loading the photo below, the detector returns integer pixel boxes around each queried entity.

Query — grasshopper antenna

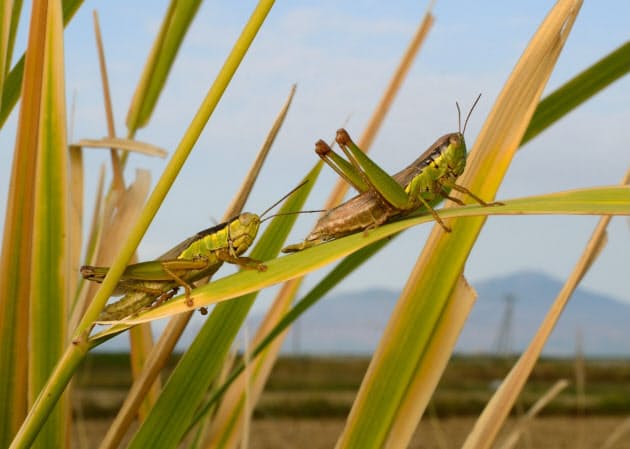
[261,209,326,224]
[259,180,309,220]
[462,93,482,136]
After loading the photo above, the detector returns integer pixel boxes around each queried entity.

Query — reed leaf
[0,0,49,444]
[123,163,315,449]
[336,3,583,446]
[28,2,69,447]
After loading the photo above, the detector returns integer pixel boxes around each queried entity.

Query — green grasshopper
[82,183,306,321]
[283,96,499,253]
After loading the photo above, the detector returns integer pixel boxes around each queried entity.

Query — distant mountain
[282,271,630,356]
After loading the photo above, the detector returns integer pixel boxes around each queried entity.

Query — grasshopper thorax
[229,212,261,254]
[421,132,467,174]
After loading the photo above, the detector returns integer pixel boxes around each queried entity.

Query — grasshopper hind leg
[161,264,196,307]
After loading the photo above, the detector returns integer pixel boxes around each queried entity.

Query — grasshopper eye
[449,134,463,146]
[239,213,254,226]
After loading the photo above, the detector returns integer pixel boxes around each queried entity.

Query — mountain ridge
[286,270,629,356]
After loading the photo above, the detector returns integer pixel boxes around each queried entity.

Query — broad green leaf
[29,2,69,448]
[0,0,49,444]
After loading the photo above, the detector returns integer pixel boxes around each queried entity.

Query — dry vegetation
[77,416,629,449]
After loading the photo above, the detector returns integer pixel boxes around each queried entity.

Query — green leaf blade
[126,0,204,133]
[522,40,630,145]
[28,2,69,448]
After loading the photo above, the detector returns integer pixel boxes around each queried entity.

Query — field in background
[78,416,628,449]
[76,354,630,418]
[72,354,630,448]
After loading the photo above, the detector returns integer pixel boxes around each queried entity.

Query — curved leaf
[91,185,630,335]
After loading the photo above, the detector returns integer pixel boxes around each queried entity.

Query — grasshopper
[82,183,306,320]
[282,96,499,253]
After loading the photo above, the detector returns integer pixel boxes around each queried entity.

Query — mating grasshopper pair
[83,97,496,320]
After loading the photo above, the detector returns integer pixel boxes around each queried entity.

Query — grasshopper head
[229,212,261,254]
[446,93,480,176]
[444,132,467,177]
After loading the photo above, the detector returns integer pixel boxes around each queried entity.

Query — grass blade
[600,417,630,449]
[0,0,49,444]
[383,276,478,448]
[495,379,570,449]
[73,137,168,157]
[0,1,14,106]
[522,40,630,145]
[126,0,203,133]
[335,2,583,447]
[92,10,125,190]
[68,145,84,310]
[195,14,436,440]
[28,2,70,447]
[5,0,23,83]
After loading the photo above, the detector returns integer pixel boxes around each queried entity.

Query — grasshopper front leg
[443,181,504,207]
[215,248,267,272]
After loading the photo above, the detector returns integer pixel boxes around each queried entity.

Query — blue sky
[1,1,629,309]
